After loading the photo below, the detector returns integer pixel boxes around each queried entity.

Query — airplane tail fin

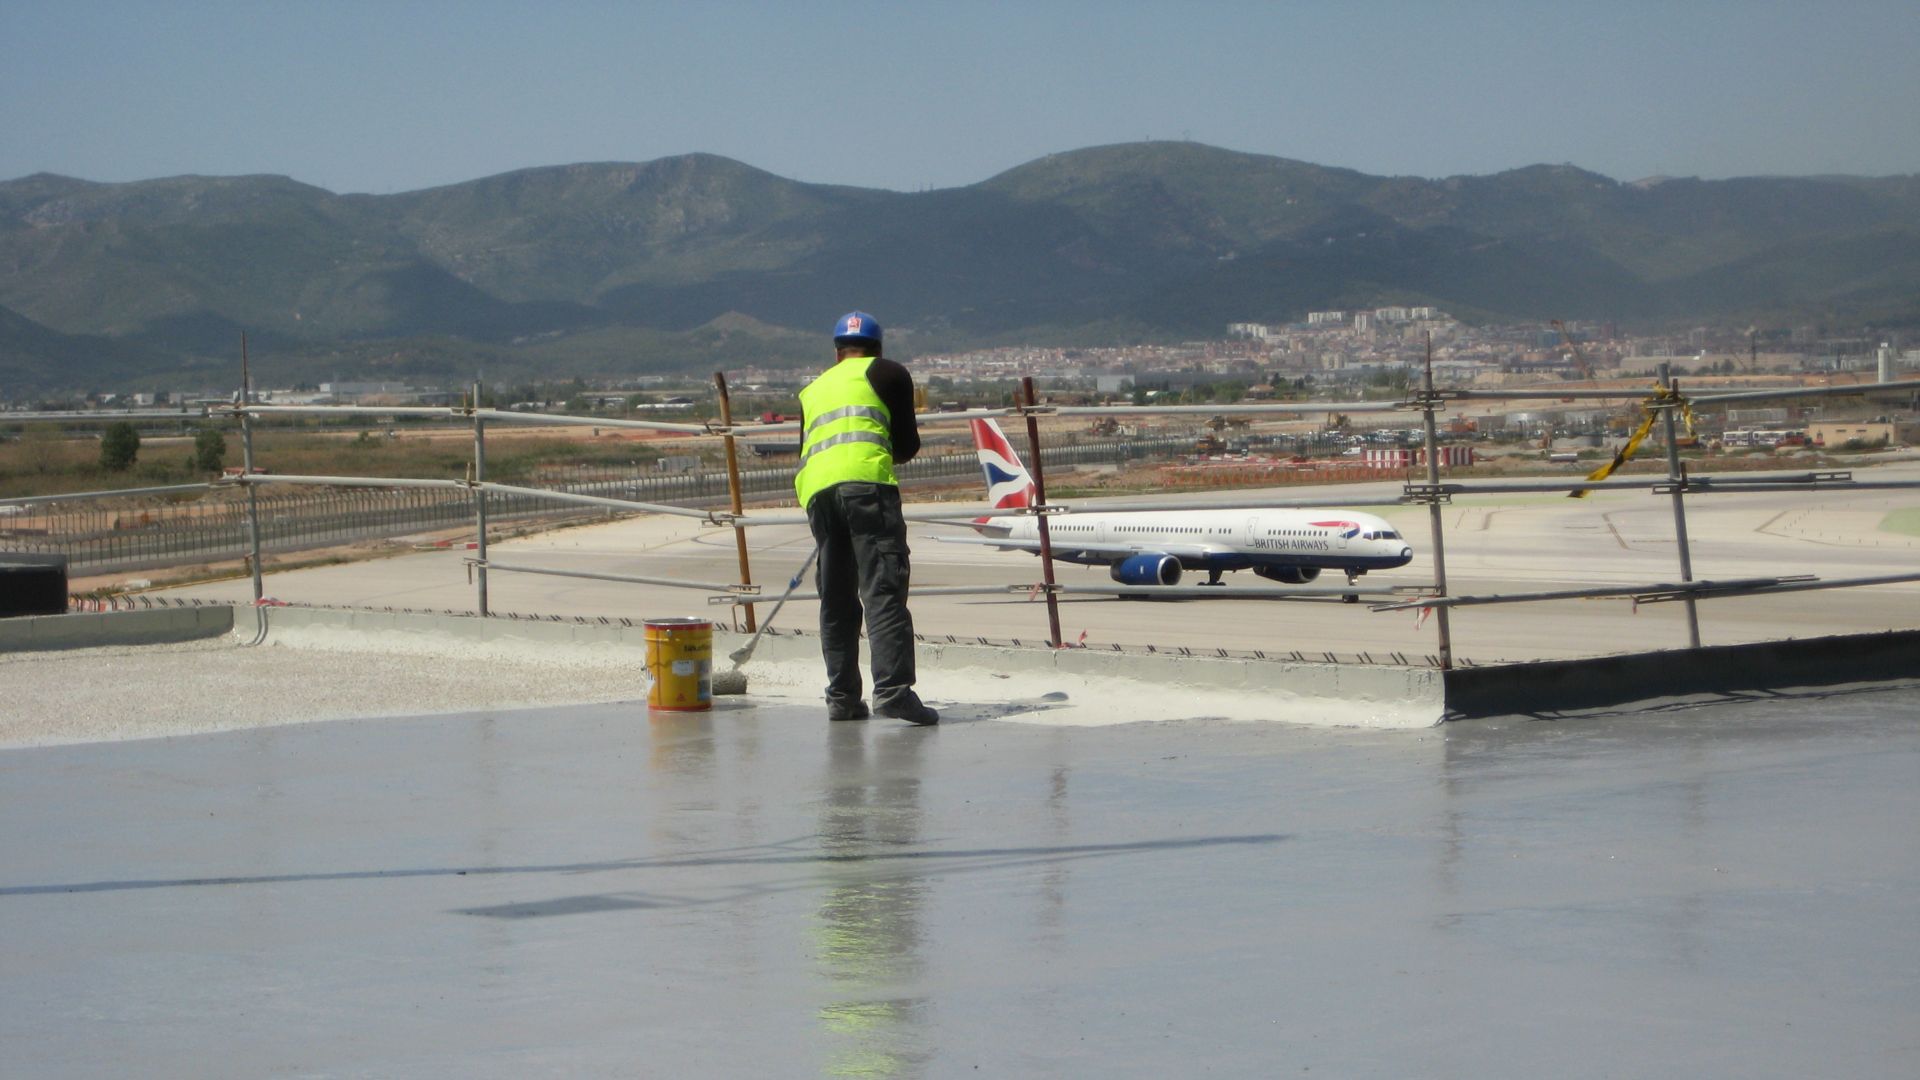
[971,417,1035,533]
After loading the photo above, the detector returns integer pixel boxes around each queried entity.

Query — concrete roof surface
[4,683,1917,1077]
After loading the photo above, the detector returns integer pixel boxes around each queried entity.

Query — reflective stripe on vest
[799,428,890,463]
[794,356,898,508]
[800,405,891,462]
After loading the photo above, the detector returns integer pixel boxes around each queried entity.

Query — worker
[794,311,938,726]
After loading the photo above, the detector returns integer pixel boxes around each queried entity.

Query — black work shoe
[876,700,939,726]
[827,700,870,722]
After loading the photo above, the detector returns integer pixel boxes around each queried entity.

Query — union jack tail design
[973,419,1034,508]
[971,418,1034,532]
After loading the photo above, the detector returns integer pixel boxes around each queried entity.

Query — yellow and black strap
[1569,385,1697,498]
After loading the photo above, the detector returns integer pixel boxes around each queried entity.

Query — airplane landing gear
[1204,568,1226,586]
[1343,569,1361,604]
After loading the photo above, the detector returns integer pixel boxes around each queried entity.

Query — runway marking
[1600,512,1634,551]
[1451,507,1493,531]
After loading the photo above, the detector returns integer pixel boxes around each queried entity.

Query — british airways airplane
[935,418,1414,592]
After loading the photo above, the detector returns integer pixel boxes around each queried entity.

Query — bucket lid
[645,617,712,628]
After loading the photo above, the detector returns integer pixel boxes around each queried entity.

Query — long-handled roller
[711,543,821,692]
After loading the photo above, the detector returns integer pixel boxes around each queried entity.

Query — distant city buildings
[2,319,1913,416]
[317,382,460,405]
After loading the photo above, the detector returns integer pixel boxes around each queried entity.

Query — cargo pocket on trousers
[868,535,911,598]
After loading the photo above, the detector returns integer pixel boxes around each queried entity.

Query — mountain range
[3,142,1918,393]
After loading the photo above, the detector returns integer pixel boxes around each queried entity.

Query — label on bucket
[646,618,713,711]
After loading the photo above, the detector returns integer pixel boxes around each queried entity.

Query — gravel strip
[0,638,654,748]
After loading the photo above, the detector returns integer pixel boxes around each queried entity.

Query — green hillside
[2,143,1917,393]
[0,303,179,393]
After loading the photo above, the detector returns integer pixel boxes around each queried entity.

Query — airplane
[933,418,1414,595]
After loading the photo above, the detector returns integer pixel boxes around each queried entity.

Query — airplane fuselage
[957,416,1412,587]
[979,507,1414,580]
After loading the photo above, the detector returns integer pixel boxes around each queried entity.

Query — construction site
[4,367,1919,1077]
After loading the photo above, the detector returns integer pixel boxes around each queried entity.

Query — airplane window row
[1040,523,1399,540]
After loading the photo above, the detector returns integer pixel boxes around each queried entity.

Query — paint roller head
[711,667,748,695]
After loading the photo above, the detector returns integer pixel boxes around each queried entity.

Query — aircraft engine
[1254,565,1321,585]
[1110,553,1182,586]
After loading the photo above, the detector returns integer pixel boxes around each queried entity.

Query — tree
[19,426,62,474]
[1366,368,1411,394]
[191,426,226,473]
[99,422,140,472]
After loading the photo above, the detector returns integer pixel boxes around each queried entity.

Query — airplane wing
[930,534,1226,561]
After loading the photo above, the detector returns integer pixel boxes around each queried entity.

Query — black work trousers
[805,481,919,711]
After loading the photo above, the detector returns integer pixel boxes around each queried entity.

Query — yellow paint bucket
[645,617,713,711]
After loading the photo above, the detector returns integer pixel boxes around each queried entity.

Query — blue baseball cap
[833,311,882,346]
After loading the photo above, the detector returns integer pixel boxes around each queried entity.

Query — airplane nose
[1399,546,1412,559]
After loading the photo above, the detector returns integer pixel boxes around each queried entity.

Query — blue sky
[4,1,1917,194]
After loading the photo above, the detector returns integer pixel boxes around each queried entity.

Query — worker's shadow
[924,691,1070,724]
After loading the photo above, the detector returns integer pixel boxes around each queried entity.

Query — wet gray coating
[3,687,1917,1077]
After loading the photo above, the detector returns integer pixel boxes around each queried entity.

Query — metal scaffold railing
[14,351,1917,670]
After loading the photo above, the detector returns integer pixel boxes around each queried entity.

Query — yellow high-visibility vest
[794,355,897,508]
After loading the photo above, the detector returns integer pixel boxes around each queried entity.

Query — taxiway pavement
[155,461,1920,664]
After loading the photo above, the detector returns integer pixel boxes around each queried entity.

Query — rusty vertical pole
[714,372,757,632]
[1020,376,1064,648]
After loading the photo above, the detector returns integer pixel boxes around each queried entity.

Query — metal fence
[11,362,1919,670]
[1,434,1191,576]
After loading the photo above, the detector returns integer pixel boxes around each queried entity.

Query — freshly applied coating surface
[3,686,1916,1076]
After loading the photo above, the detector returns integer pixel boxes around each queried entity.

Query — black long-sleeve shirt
[802,356,920,464]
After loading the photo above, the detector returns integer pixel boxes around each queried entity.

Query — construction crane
[1550,319,1596,382]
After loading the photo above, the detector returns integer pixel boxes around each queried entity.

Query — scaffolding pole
[1658,362,1702,648]
[1373,575,1821,610]
[238,334,264,605]
[471,559,739,594]
[1419,333,1455,668]
[471,381,489,617]
[1021,377,1064,648]
[714,372,756,633]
